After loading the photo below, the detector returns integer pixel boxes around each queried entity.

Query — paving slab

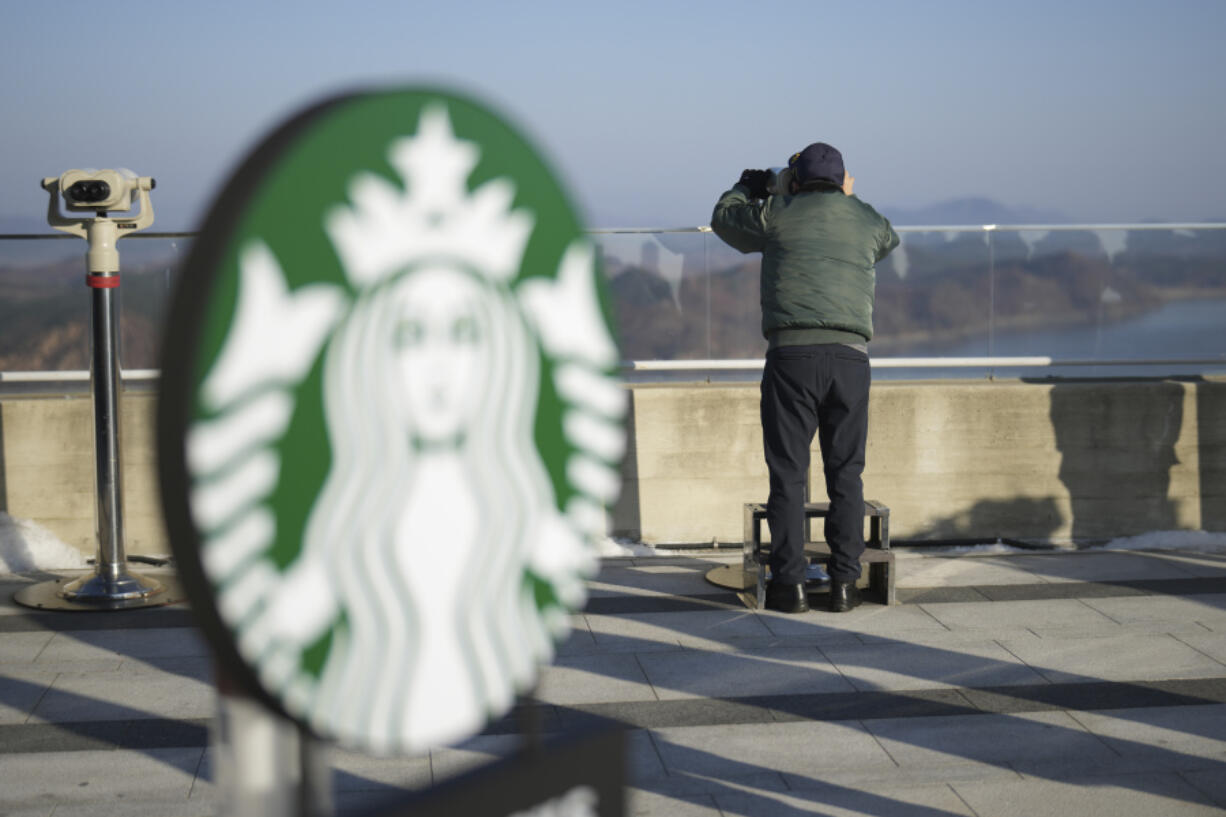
[854,628,1042,648]
[1180,768,1226,808]
[998,632,1226,683]
[958,678,1226,715]
[756,604,951,638]
[0,719,181,754]
[1066,704,1226,763]
[1174,632,1226,663]
[585,609,773,651]
[0,747,203,805]
[35,628,210,663]
[627,770,790,797]
[818,640,1051,691]
[630,564,719,575]
[1138,551,1226,578]
[636,646,853,700]
[557,696,780,731]
[919,598,1120,634]
[626,556,731,569]
[554,615,598,656]
[994,551,1212,583]
[682,632,864,651]
[425,729,666,788]
[895,554,1048,587]
[0,667,57,725]
[115,655,214,680]
[713,782,978,817]
[4,549,1226,816]
[626,788,722,817]
[1014,754,1222,783]
[0,631,54,664]
[764,688,974,724]
[30,671,213,723]
[534,653,658,705]
[328,744,432,791]
[588,564,718,598]
[781,759,1023,791]
[0,804,52,817]
[617,729,669,784]
[1081,594,1226,631]
[5,659,126,677]
[331,789,427,817]
[951,772,1222,816]
[649,720,895,780]
[424,735,524,786]
[863,710,1116,768]
[38,795,217,817]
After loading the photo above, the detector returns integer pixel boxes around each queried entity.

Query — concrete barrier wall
[2,377,1224,556]
[0,390,165,556]
[612,377,1226,546]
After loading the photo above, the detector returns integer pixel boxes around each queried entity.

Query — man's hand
[842,171,855,196]
[738,169,771,200]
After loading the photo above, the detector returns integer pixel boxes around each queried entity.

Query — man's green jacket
[711,183,899,348]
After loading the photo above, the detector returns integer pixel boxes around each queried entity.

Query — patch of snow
[596,537,657,557]
[0,512,89,573]
[896,541,1034,557]
[1101,530,1226,553]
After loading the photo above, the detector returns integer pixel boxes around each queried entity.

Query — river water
[879,296,1226,380]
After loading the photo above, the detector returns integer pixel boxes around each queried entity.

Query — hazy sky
[3,0,1224,230]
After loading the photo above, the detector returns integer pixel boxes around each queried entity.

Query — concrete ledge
[0,390,166,556]
[612,377,1226,545]
[2,377,1224,556]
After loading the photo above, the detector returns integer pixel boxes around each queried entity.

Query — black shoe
[828,581,862,613]
[764,581,810,614]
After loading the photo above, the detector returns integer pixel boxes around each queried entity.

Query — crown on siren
[325,105,535,289]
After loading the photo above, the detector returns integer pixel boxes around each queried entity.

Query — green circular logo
[159,89,625,755]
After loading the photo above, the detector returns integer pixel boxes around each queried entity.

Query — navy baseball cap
[789,142,844,187]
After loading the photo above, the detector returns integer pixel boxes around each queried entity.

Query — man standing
[711,143,898,613]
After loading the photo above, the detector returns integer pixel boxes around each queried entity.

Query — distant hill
[878,198,1072,227]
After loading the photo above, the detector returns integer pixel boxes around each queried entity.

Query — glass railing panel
[0,235,188,372]
[113,236,189,370]
[984,229,1118,375]
[4,227,1223,381]
[871,229,993,378]
[985,227,1226,378]
[1111,226,1226,376]
[596,230,739,362]
[700,232,767,361]
[0,236,87,372]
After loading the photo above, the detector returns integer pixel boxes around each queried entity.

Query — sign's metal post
[213,669,333,817]
[297,723,334,817]
[14,173,184,611]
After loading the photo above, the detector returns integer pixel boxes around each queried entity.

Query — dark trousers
[760,344,870,585]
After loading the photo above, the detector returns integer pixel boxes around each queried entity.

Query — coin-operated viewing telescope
[15,170,182,611]
[42,169,156,275]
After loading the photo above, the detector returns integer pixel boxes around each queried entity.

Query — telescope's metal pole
[59,222,161,603]
[14,217,177,610]
[91,272,125,578]
[53,262,161,602]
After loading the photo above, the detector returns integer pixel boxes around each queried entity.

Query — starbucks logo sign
[159,90,625,755]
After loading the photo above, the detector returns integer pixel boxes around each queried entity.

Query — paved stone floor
[2,546,1226,815]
